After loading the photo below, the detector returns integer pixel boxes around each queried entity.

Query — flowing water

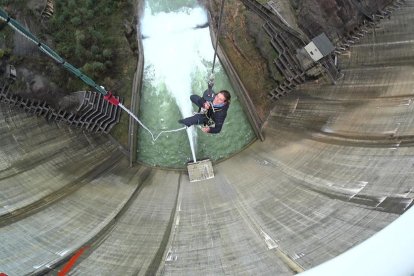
[137,0,255,168]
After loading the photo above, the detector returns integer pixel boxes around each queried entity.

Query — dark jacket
[207,104,229,133]
[199,89,229,134]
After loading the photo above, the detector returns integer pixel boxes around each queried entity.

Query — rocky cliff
[295,0,394,40]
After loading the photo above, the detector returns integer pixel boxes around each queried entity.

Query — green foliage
[82,61,105,78]
[103,7,111,16]
[44,0,135,92]
[89,28,104,43]
[74,30,86,45]
[104,60,113,68]
[74,44,86,58]
[85,10,94,20]
[102,49,112,59]
[0,0,13,5]
[0,49,5,58]
[68,0,77,10]
[91,45,100,56]
[70,16,82,26]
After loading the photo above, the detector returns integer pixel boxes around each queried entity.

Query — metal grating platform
[187,159,214,182]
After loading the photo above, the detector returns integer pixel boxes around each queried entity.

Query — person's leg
[190,95,204,109]
[178,114,207,127]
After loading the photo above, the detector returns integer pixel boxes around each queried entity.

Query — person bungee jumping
[178,88,231,134]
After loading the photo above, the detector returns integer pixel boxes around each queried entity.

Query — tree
[102,49,112,59]
[70,17,82,27]
[82,61,105,78]
[75,30,86,45]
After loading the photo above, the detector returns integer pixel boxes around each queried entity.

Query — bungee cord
[118,102,187,142]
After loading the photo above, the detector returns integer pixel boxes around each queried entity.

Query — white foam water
[141,4,214,162]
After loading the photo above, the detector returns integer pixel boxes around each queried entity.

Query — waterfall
[141,4,214,163]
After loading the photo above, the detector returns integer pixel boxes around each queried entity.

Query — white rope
[118,103,187,142]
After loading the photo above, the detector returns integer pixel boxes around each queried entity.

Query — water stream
[137,0,255,168]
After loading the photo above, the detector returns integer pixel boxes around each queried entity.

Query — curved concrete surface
[1,1,414,275]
